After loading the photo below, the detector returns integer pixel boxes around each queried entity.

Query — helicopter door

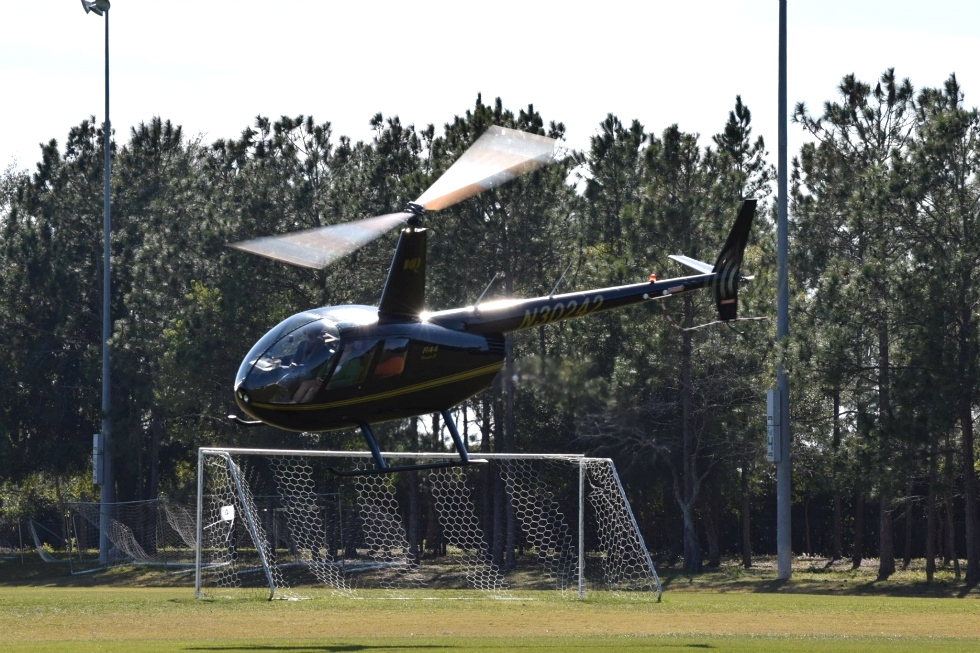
[325,339,380,390]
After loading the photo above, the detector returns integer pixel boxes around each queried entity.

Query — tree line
[1,71,978,581]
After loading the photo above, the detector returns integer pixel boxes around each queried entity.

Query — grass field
[2,555,979,652]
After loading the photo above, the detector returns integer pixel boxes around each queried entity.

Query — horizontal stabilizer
[668,254,713,274]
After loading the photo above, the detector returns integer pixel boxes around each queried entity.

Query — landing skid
[329,410,486,477]
[228,414,263,427]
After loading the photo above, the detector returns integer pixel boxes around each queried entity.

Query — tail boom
[426,199,757,333]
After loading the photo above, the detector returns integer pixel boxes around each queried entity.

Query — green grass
[5,636,980,653]
[2,555,980,652]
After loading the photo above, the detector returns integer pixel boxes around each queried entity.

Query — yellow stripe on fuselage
[251,362,504,413]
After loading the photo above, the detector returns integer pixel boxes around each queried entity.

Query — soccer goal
[195,448,662,601]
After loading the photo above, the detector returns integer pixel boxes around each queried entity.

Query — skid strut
[329,410,486,476]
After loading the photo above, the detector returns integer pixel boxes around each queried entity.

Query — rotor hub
[404,202,425,227]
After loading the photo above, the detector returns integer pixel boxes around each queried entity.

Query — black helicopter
[229,126,757,475]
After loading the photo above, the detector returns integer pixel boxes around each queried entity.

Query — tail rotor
[711,199,756,321]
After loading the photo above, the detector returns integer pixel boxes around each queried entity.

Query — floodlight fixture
[81,0,110,16]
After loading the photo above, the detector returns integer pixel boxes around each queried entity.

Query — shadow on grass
[655,556,980,599]
[182,645,718,652]
[958,581,979,598]
[4,552,980,600]
[183,647,453,652]
[0,556,193,588]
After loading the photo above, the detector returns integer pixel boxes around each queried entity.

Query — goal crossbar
[200,447,587,460]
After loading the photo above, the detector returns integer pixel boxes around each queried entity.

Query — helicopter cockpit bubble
[235,316,340,405]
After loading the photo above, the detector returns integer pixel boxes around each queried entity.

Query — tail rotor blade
[415,126,557,212]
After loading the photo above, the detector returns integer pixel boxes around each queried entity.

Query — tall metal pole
[93,2,113,566]
[776,0,792,580]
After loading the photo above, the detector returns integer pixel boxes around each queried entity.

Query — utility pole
[776,0,793,580]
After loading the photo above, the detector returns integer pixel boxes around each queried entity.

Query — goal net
[65,497,198,572]
[195,448,661,600]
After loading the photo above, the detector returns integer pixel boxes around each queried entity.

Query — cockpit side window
[325,339,380,390]
[375,338,409,379]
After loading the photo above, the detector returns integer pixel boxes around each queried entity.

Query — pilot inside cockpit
[293,325,329,366]
[293,337,380,402]
[268,321,339,402]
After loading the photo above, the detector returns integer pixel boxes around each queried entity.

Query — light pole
[776,0,793,580]
[81,0,112,566]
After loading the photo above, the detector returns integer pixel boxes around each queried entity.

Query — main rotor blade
[415,126,557,212]
[229,212,412,269]
[228,128,554,270]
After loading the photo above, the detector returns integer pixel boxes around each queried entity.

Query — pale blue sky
[2,1,978,171]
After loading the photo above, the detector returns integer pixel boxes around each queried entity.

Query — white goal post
[195,448,661,601]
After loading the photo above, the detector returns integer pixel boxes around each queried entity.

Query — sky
[2,1,979,174]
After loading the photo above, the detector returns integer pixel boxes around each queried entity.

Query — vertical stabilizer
[712,199,756,321]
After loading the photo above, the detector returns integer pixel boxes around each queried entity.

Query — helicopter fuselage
[234,306,505,432]
[233,268,726,433]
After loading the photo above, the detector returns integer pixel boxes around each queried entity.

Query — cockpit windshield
[236,318,341,405]
[257,321,338,372]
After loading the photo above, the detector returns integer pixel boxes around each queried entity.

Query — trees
[898,75,980,582]
[0,121,109,485]
[792,70,980,581]
[4,74,980,577]
[577,98,773,574]
[792,70,917,579]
